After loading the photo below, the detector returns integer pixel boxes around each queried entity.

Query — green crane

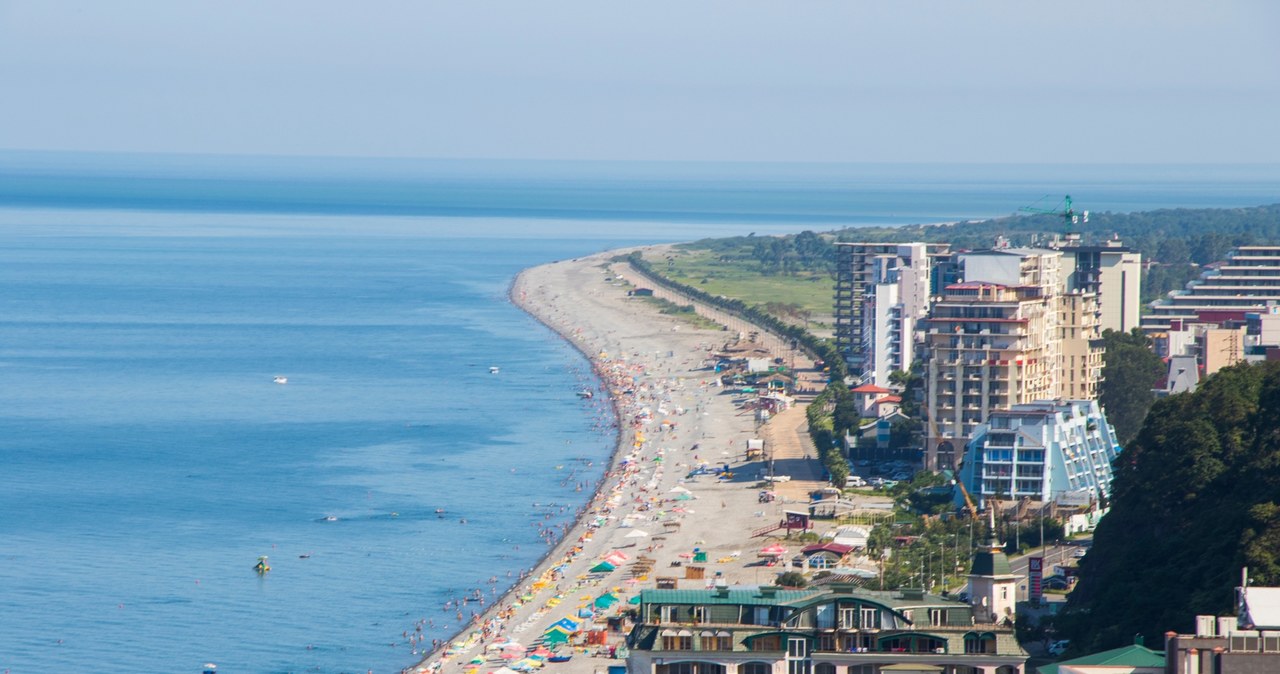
[1019,194,1088,227]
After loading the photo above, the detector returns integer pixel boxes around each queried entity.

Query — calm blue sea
[0,152,1277,673]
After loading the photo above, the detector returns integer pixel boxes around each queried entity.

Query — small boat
[548,655,572,663]
[273,376,288,385]
[489,366,500,374]
[577,390,593,399]
[254,556,271,574]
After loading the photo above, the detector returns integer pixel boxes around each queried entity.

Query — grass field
[640,246,835,336]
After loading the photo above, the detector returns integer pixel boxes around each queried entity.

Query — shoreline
[407,247,813,674]
[406,250,642,673]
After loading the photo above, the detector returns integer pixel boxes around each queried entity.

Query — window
[815,604,835,629]
[816,634,836,652]
[692,606,706,624]
[787,638,811,674]
[964,633,996,654]
[739,663,771,674]
[838,607,857,630]
[660,606,679,623]
[848,666,878,674]
[814,664,836,674]
[928,608,945,627]
[662,630,693,651]
[859,607,880,629]
[658,663,726,674]
[750,635,782,652]
[701,631,732,652]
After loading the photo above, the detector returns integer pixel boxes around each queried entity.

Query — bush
[776,571,808,588]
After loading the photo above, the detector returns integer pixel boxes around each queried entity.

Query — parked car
[1048,639,1070,657]
[1072,548,1088,559]
[845,475,867,488]
[868,477,886,489]
[879,479,899,490]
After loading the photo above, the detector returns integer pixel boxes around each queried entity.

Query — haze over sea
[1,152,1278,673]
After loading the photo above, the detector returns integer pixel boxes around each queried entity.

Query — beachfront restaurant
[625,584,1027,674]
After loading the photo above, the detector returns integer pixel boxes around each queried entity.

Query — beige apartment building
[923,249,1102,471]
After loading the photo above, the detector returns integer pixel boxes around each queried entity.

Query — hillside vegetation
[1058,361,1280,651]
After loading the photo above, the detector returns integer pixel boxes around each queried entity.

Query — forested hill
[828,203,1280,262]
[1057,361,1280,652]
[683,203,1280,303]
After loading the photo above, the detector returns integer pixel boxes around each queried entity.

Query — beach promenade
[406,249,830,674]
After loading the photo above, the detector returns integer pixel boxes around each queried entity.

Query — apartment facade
[1143,245,1280,333]
[834,242,951,385]
[956,400,1121,507]
[922,249,1103,471]
[625,583,1027,674]
[1051,237,1142,334]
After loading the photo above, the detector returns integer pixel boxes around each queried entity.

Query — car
[868,477,886,489]
[1072,548,1088,559]
[1047,639,1070,657]
[845,475,867,488]
[879,479,899,490]
[1042,575,1072,591]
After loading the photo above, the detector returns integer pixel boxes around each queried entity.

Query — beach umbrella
[578,607,595,618]
[625,529,649,539]
[594,593,619,609]
[589,561,616,573]
[758,544,788,557]
[628,595,642,604]
[542,630,569,645]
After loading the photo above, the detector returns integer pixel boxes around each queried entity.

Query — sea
[1,152,1277,674]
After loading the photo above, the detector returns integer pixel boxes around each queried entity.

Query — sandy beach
[407,248,831,674]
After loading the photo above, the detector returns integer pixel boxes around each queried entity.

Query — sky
[0,1,1277,164]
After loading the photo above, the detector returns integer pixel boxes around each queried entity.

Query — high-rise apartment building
[922,249,1103,471]
[833,242,950,384]
[1051,236,1142,334]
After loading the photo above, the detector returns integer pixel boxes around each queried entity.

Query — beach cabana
[589,561,616,573]
[594,592,619,609]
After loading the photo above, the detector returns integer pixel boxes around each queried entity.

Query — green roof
[970,544,1012,576]
[1036,644,1165,674]
[639,588,819,606]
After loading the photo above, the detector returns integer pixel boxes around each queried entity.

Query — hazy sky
[1,1,1277,163]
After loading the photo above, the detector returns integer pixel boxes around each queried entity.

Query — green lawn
[642,247,834,334]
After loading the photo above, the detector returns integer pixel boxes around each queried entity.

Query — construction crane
[955,476,981,520]
[928,415,980,519]
[1019,194,1088,227]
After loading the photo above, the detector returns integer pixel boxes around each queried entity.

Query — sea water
[0,153,1277,673]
